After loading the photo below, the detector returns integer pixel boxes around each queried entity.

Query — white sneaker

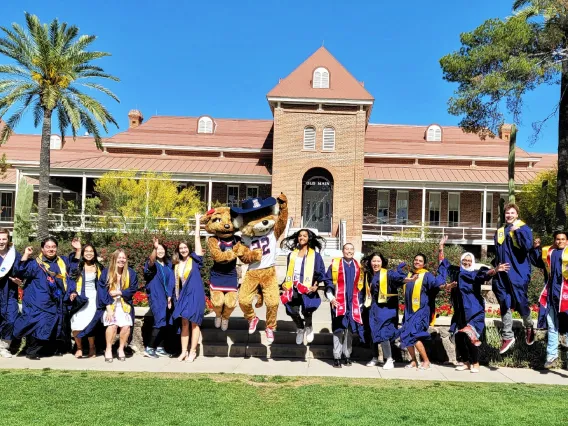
[366,357,378,367]
[383,358,395,370]
[544,357,558,369]
[296,329,305,345]
[214,317,222,329]
[470,367,480,373]
[221,318,229,331]
[305,326,314,343]
[0,349,12,358]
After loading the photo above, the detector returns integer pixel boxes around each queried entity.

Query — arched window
[303,126,316,150]
[322,127,335,151]
[197,116,214,134]
[313,67,330,89]
[426,124,442,142]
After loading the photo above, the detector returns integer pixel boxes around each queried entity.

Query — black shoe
[345,358,353,366]
[333,359,342,368]
[26,354,40,360]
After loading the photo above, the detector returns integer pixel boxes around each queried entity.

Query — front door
[302,176,332,233]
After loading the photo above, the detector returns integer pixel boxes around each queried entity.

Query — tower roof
[266,47,374,102]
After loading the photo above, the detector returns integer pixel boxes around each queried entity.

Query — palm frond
[80,82,120,103]
[0,65,31,78]
[79,110,102,149]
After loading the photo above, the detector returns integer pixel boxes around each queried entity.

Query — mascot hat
[231,196,276,215]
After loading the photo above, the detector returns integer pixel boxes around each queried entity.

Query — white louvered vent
[322,127,335,151]
[426,124,442,142]
[313,67,330,89]
[198,117,214,134]
[303,126,316,150]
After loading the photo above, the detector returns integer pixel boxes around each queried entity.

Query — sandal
[104,351,113,363]
[419,364,432,371]
[405,363,417,369]
[178,351,189,362]
[186,350,197,363]
[117,351,126,362]
[75,349,83,359]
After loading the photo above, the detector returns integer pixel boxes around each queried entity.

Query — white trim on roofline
[102,142,272,154]
[267,96,374,105]
[4,160,40,166]
[363,179,513,192]
[364,152,542,163]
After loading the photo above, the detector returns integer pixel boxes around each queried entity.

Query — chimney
[128,109,143,129]
[499,124,512,142]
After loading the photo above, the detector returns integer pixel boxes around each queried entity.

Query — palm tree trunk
[37,108,53,240]
[508,125,516,204]
[556,61,568,230]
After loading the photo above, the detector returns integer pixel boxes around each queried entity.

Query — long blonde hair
[106,249,129,291]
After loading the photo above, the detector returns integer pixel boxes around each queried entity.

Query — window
[322,127,335,151]
[426,124,442,142]
[396,191,409,224]
[197,116,214,134]
[429,192,441,225]
[448,193,460,227]
[481,193,493,227]
[48,192,62,211]
[303,126,316,150]
[193,184,207,203]
[377,190,390,224]
[312,67,330,89]
[0,192,13,221]
[246,186,258,199]
[227,185,239,207]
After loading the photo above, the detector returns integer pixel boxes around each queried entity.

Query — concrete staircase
[199,300,372,360]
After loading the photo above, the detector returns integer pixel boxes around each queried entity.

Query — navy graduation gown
[448,266,490,336]
[172,253,205,326]
[0,250,21,340]
[493,224,533,317]
[284,251,330,317]
[144,259,175,328]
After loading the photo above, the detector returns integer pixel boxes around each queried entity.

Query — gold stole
[331,259,365,291]
[175,259,193,299]
[36,256,68,290]
[542,246,568,280]
[377,268,398,303]
[497,219,526,247]
[283,248,315,290]
[76,266,102,295]
[404,268,428,312]
[109,268,131,314]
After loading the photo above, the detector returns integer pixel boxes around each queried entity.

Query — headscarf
[460,252,476,272]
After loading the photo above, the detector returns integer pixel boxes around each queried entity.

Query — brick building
[0,47,557,252]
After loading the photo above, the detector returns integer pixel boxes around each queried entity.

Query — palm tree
[0,13,119,239]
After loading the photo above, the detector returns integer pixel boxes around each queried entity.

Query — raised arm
[194,213,204,256]
[529,238,545,269]
[148,236,159,268]
[513,224,533,251]
[274,193,288,239]
[208,236,237,263]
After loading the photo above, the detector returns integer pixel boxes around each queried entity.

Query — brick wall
[271,107,367,250]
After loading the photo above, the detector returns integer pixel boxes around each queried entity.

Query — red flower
[132,291,148,307]
[205,296,213,310]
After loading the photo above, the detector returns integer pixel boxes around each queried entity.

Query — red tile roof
[50,154,271,176]
[1,134,101,163]
[364,164,539,185]
[531,153,557,170]
[0,168,39,185]
[105,116,274,150]
[266,47,374,101]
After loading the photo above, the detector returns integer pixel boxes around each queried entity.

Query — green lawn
[0,369,566,425]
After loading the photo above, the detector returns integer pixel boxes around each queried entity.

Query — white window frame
[396,190,409,224]
[429,192,441,225]
[193,184,207,203]
[448,192,460,227]
[303,126,316,150]
[197,117,214,134]
[481,193,493,227]
[313,67,330,89]
[377,190,390,224]
[227,185,239,207]
[322,126,336,151]
[0,191,14,220]
[246,185,259,199]
[426,125,442,142]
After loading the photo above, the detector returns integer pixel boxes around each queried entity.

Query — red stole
[539,247,568,313]
[332,258,363,324]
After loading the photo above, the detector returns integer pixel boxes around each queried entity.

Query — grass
[0,370,567,425]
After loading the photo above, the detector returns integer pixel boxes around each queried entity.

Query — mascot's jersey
[243,231,277,270]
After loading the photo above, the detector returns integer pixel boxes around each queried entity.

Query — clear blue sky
[0,0,559,153]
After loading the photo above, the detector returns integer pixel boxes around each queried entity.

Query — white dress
[102,285,133,328]
[70,271,98,331]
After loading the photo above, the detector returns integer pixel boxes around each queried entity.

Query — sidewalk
[1,354,567,385]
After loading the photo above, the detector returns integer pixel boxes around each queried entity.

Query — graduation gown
[77,267,138,338]
[448,266,490,336]
[397,259,449,348]
[284,251,330,317]
[172,253,205,326]
[325,259,365,340]
[13,255,77,341]
[368,264,407,344]
[143,260,175,328]
[0,249,21,340]
[493,223,533,317]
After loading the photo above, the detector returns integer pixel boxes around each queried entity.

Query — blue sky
[0,0,559,153]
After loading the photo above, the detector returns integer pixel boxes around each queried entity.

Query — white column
[421,187,426,240]
[482,188,487,241]
[81,175,87,229]
[14,169,20,216]
[207,179,213,211]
